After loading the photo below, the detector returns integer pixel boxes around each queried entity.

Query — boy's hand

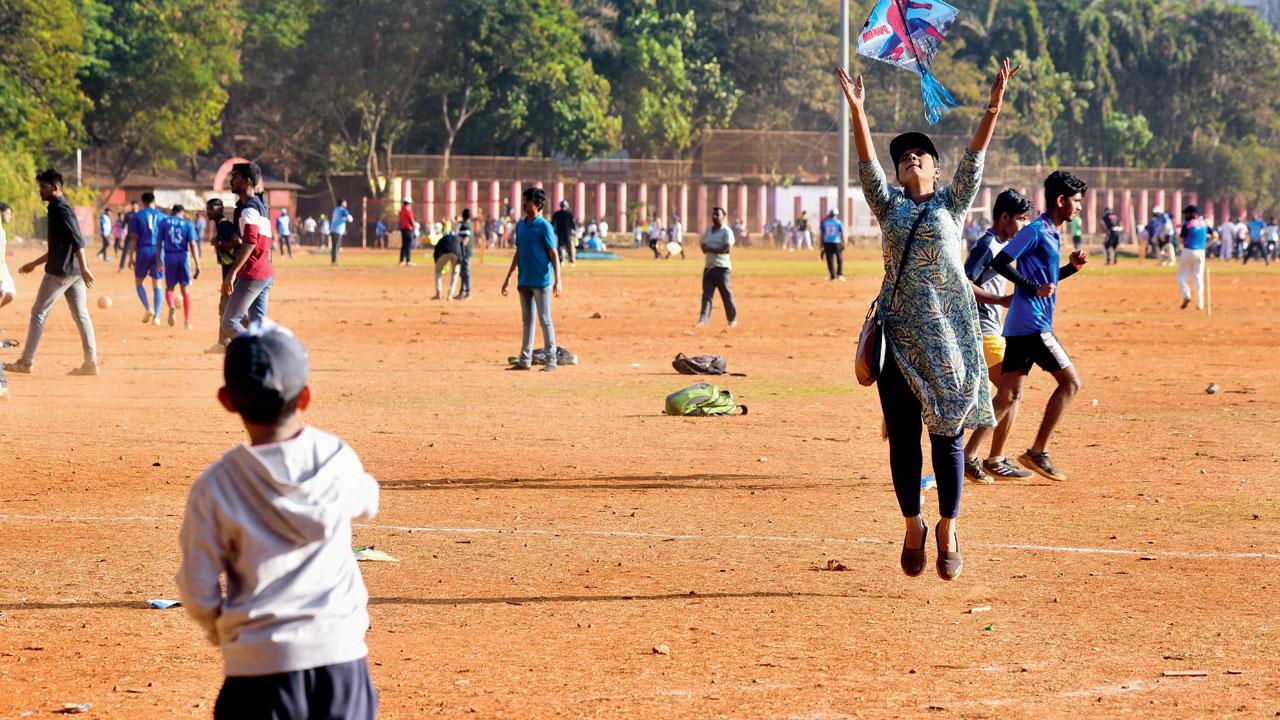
[501,279,509,297]
[1069,250,1088,268]
[222,276,234,296]
[19,261,36,274]
[999,293,1014,307]
[553,280,562,298]
[1035,283,1056,298]
[81,267,96,289]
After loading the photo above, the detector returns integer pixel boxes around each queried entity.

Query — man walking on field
[5,169,99,377]
[697,207,737,328]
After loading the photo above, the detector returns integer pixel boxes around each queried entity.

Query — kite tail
[919,70,956,125]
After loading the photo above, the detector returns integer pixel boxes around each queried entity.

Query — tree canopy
[4,0,1280,211]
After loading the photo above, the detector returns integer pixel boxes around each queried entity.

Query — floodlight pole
[839,0,850,231]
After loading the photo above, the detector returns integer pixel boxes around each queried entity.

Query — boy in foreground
[176,323,380,719]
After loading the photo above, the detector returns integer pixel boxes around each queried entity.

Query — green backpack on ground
[664,383,748,416]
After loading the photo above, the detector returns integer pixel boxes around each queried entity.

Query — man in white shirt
[1216,218,1235,260]
[303,215,317,246]
[697,207,737,327]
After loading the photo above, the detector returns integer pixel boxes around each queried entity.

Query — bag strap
[887,208,929,308]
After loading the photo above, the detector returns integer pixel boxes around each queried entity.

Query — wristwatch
[986,103,1000,115]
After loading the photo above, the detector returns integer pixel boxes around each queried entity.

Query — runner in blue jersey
[985,171,1089,482]
[126,191,167,325]
[158,205,202,329]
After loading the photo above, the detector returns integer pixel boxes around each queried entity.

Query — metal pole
[75,148,82,188]
[838,0,850,239]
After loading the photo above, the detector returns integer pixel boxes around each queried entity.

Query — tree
[613,5,696,157]
[82,0,242,205]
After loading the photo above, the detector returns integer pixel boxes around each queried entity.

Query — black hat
[224,322,309,421]
[1184,204,1199,216]
[889,132,940,168]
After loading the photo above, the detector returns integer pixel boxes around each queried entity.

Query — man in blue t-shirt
[126,191,168,325]
[819,209,845,281]
[330,199,353,265]
[1244,216,1270,265]
[1177,205,1214,310]
[158,205,202,329]
[501,187,562,372]
[985,171,1089,482]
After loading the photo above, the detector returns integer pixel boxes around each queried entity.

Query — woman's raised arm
[969,57,1019,153]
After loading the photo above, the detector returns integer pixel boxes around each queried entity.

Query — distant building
[1228,0,1280,30]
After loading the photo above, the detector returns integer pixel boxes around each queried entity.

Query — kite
[856,0,960,125]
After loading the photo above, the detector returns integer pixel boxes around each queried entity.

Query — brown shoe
[900,520,928,577]
[935,521,962,581]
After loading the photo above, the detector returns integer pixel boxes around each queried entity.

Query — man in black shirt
[550,200,576,265]
[5,169,99,376]
[118,200,138,271]
[456,209,474,299]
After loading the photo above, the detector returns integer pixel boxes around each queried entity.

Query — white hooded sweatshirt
[175,425,379,677]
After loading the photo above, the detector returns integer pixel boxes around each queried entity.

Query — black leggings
[876,349,964,519]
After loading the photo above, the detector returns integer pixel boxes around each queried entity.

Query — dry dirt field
[0,241,1277,719]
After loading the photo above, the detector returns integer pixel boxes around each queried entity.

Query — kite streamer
[856,0,959,125]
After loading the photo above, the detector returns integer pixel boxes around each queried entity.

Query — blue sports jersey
[129,207,166,248]
[820,217,843,244]
[160,216,197,256]
[1002,213,1061,337]
[515,216,557,287]
[1181,218,1209,251]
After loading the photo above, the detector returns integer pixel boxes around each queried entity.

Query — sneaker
[1180,297,1190,309]
[168,307,176,326]
[837,275,847,282]
[1018,449,1067,481]
[69,361,100,376]
[0,385,9,401]
[728,320,738,327]
[964,457,994,485]
[0,338,19,348]
[203,343,227,355]
[4,359,32,374]
[184,322,193,330]
[540,364,557,373]
[152,314,161,326]
[142,311,154,324]
[984,457,1032,480]
[507,362,532,371]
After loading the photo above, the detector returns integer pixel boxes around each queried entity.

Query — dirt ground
[0,240,1277,719]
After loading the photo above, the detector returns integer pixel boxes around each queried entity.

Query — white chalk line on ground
[1,514,1277,560]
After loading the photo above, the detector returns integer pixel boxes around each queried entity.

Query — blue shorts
[134,247,163,280]
[164,258,191,288]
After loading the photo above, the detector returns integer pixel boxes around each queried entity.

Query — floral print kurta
[860,149,995,436]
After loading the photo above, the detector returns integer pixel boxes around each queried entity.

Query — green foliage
[0,0,93,155]
[1101,110,1153,168]
[82,0,243,188]
[0,150,41,236]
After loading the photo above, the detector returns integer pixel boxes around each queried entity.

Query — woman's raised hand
[836,67,864,111]
[988,57,1020,110]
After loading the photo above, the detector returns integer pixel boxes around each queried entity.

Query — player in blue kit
[158,205,202,329]
[986,171,1089,482]
[126,192,167,325]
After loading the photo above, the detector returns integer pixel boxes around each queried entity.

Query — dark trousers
[699,267,737,324]
[97,235,111,260]
[118,237,132,270]
[648,237,660,258]
[459,255,471,296]
[279,234,292,258]
[822,243,843,279]
[1243,242,1269,265]
[876,350,964,519]
[399,229,412,263]
[214,658,377,720]
[330,233,343,264]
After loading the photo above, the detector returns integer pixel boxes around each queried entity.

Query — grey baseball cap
[224,322,309,422]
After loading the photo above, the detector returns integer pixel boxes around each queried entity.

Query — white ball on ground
[97,295,112,309]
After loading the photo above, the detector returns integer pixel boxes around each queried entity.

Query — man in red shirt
[215,162,275,351]
[398,200,415,267]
